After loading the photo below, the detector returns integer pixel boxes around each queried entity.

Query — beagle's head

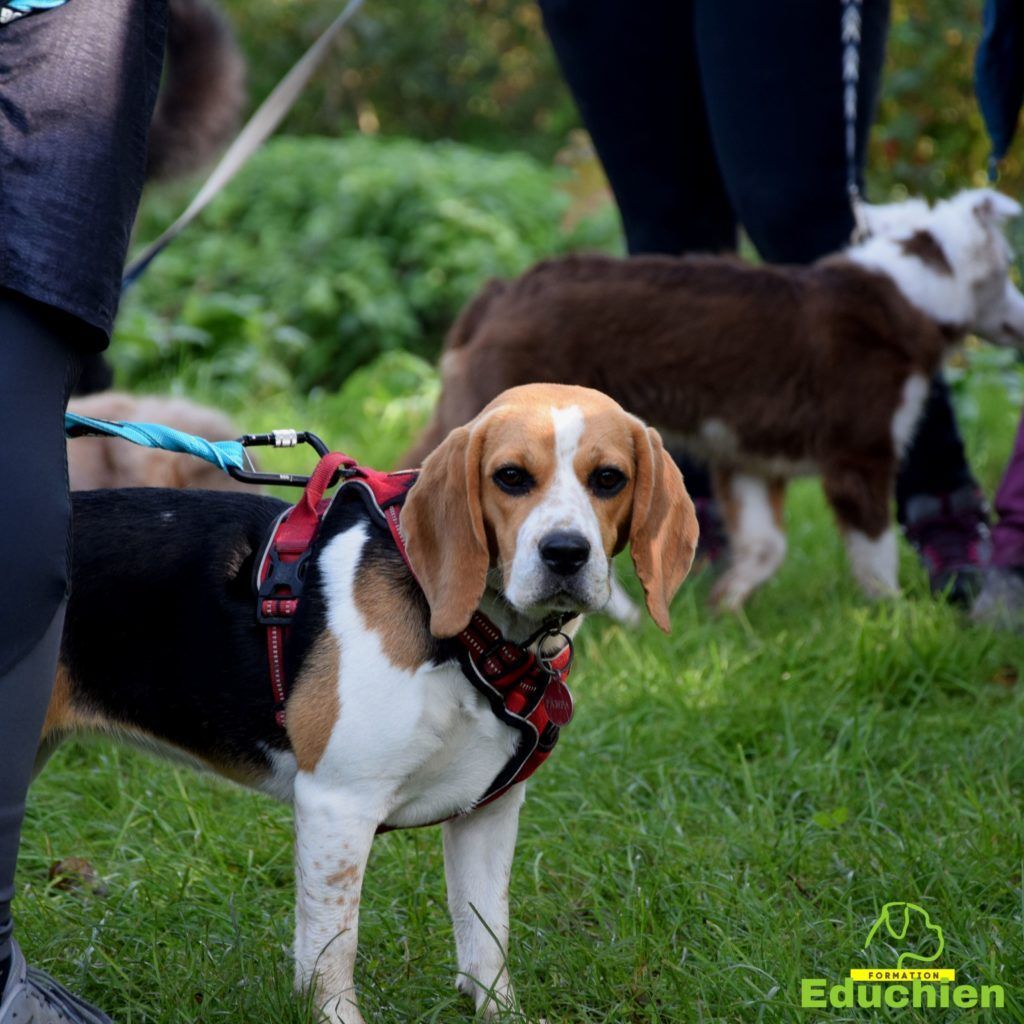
[401,384,698,637]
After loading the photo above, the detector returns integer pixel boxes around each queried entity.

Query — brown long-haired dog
[406,190,1024,611]
[68,392,253,492]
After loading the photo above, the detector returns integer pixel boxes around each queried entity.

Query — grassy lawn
[16,350,1024,1023]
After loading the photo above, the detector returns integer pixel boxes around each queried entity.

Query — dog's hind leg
[443,784,525,1020]
[292,773,378,1024]
[710,471,788,611]
[822,457,899,598]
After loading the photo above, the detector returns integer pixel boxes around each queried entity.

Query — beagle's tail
[146,0,247,181]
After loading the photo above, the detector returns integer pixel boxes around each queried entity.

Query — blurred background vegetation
[211,0,1019,193]
[113,0,1024,459]
[211,0,1021,196]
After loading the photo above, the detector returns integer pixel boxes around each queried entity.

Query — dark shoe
[0,941,112,1023]
[903,485,991,604]
[694,497,729,567]
[971,566,1024,631]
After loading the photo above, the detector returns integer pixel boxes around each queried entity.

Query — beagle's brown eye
[589,466,627,497]
[493,465,534,495]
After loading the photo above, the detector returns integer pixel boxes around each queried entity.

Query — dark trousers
[0,0,167,979]
[539,0,976,516]
[0,291,81,973]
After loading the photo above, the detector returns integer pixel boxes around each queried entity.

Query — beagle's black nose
[540,531,591,576]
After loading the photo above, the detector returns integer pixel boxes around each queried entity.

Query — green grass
[17,350,1024,1023]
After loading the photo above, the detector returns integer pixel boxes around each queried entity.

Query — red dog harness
[255,451,575,813]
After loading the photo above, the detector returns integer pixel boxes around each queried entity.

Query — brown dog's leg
[822,457,899,597]
[710,469,788,610]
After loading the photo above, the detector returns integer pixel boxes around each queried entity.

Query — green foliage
[113,135,618,397]
[873,0,1007,200]
[217,0,574,160]
[211,0,1021,201]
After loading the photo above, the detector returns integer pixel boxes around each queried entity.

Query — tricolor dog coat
[38,383,698,1024]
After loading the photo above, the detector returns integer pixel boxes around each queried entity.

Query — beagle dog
[39,384,697,1024]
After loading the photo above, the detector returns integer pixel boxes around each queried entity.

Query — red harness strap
[255,451,575,813]
[256,452,357,726]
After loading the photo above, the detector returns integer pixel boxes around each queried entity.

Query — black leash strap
[841,0,871,242]
[123,0,366,290]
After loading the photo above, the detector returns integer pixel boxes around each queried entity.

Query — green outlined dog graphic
[863,902,944,969]
[800,902,1005,1009]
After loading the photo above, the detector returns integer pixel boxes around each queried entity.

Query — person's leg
[538,0,737,257]
[894,376,989,601]
[0,0,167,1012]
[0,290,80,994]
[538,0,729,533]
[73,354,115,397]
[693,0,889,262]
[894,378,976,507]
[991,412,1024,568]
[972,412,1024,628]
[695,0,984,598]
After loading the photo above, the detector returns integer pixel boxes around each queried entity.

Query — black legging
[539,0,976,515]
[1,0,166,991]
[0,291,80,979]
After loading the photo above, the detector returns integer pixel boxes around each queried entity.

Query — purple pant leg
[992,412,1024,567]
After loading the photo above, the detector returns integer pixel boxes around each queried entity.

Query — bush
[113,135,618,399]
[217,0,575,162]
[215,1,1020,197]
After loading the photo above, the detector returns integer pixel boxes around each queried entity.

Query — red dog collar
[255,451,575,813]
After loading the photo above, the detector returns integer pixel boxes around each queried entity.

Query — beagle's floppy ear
[629,424,698,632]
[401,422,490,638]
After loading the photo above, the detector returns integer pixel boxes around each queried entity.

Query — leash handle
[65,412,246,472]
[294,451,358,521]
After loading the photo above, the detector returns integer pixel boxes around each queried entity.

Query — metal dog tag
[544,679,574,726]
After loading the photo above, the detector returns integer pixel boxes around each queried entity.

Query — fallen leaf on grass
[991,666,1019,689]
[48,857,108,897]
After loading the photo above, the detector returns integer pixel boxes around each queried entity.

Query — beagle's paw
[456,971,516,1020]
[708,571,751,613]
[317,993,366,1024]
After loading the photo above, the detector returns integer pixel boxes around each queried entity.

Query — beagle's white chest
[311,524,520,828]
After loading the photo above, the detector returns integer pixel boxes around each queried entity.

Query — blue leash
[65,412,245,474]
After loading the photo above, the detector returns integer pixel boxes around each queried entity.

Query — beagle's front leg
[443,784,526,1018]
[293,773,380,1024]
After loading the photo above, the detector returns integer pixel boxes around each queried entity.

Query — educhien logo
[801,902,1004,1010]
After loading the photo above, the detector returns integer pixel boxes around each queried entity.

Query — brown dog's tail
[146,0,246,181]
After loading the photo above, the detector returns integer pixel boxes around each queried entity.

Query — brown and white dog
[407,189,1024,611]
[68,392,254,492]
[40,384,696,1024]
